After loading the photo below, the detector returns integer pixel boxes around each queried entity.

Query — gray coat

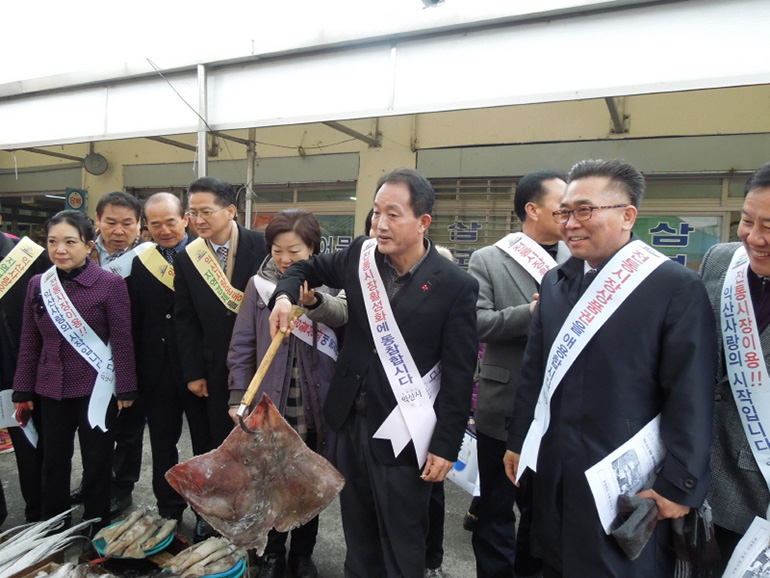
[701,242,770,533]
[226,257,346,463]
[468,239,570,441]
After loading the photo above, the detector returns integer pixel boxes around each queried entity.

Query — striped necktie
[216,246,229,272]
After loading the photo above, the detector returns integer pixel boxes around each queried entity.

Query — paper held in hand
[584,414,665,534]
[722,516,770,577]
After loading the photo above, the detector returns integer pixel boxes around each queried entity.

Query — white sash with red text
[358,238,441,467]
[253,274,339,361]
[517,241,668,478]
[40,267,115,432]
[721,246,770,507]
[494,232,557,284]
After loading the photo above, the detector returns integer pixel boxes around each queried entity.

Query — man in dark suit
[173,177,267,541]
[270,168,479,578]
[126,192,209,523]
[0,217,49,525]
[700,161,770,570]
[468,170,569,578]
[504,159,716,577]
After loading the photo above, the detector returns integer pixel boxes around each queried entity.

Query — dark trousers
[144,361,211,517]
[337,409,432,578]
[40,396,116,530]
[425,482,445,570]
[111,396,145,500]
[473,430,543,578]
[714,524,744,574]
[7,413,43,522]
[264,515,320,559]
[473,431,518,577]
[187,364,234,454]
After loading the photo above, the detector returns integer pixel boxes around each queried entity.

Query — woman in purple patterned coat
[13,210,137,532]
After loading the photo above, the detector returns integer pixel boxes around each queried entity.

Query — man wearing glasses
[173,177,266,542]
[503,159,716,577]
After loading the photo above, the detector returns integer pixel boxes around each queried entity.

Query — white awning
[2,0,769,149]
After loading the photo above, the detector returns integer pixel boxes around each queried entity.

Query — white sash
[494,232,557,284]
[253,275,339,361]
[358,238,441,467]
[517,240,668,477]
[721,246,770,505]
[40,266,115,431]
[102,242,154,278]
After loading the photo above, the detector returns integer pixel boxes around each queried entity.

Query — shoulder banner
[517,241,668,478]
[185,237,244,313]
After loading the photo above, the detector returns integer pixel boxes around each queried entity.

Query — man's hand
[636,489,690,520]
[117,399,134,410]
[503,450,521,486]
[421,453,454,482]
[269,297,294,339]
[188,378,208,398]
[529,293,540,317]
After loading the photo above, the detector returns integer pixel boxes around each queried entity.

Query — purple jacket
[13,258,137,401]
[227,261,341,463]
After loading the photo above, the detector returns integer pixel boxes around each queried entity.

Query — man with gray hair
[504,159,716,576]
[126,192,208,523]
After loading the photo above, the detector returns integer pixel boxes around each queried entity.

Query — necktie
[216,246,229,272]
[579,268,598,297]
[161,247,175,264]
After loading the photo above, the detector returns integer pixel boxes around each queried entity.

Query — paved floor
[0,421,477,577]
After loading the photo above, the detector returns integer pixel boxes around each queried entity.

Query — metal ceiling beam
[323,121,381,148]
[604,97,629,134]
[146,136,197,152]
[211,131,252,146]
[13,148,84,162]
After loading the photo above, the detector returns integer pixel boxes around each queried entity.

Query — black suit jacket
[508,235,716,575]
[127,245,184,393]
[174,224,267,386]
[0,234,50,391]
[272,236,479,466]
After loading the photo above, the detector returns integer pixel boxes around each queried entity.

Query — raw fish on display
[165,394,345,555]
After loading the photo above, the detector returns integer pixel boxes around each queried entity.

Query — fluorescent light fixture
[349,196,357,200]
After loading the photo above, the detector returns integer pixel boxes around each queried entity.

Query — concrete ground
[0,421,477,577]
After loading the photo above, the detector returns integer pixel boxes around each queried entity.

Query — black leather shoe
[193,518,219,543]
[109,495,133,519]
[70,482,84,505]
[258,553,286,578]
[463,510,479,532]
[288,554,317,578]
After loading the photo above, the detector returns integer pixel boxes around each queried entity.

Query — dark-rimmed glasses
[552,204,627,224]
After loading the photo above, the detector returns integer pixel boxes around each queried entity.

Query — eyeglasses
[552,204,628,224]
[187,207,228,220]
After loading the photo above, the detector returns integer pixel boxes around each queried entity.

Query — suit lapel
[497,249,538,301]
[391,249,441,323]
